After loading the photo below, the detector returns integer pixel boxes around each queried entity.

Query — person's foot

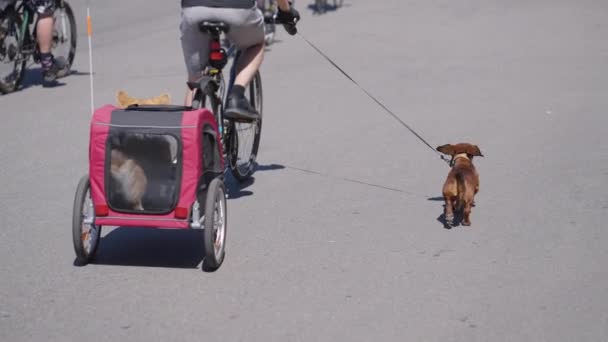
[41,55,67,83]
[224,95,260,122]
[224,85,259,122]
[55,56,70,78]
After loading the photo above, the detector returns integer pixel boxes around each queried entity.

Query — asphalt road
[1,1,607,341]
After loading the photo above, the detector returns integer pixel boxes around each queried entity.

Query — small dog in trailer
[110,148,147,211]
[109,91,173,210]
[436,143,483,227]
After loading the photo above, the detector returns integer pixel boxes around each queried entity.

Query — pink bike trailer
[88,104,224,229]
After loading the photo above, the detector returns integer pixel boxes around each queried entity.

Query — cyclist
[180,0,299,121]
[0,0,66,82]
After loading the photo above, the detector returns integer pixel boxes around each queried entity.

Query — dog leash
[297,32,451,166]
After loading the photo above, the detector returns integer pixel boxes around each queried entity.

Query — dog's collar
[450,153,470,167]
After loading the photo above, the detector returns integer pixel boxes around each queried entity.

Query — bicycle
[188,21,263,182]
[188,15,297,182]
[0,0,77,93]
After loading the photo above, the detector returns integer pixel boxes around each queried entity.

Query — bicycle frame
[9,1,38,61]
[197,28,241,146]
[188,21,263,181]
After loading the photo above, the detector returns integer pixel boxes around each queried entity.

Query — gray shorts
[180,5,264,79]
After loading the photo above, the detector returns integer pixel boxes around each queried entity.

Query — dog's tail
[456,173,466,208]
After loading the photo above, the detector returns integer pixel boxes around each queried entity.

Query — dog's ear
[467,145,483,157]
[156,93,171,105]
[116,90,134,108]
[436,144,455,156]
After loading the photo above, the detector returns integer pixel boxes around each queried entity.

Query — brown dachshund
[436,143,483,227]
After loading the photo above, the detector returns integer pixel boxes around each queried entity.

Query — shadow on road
[224,163,286,199]
[427,196,444,201]
[89,228,204,269]
[2,68,90,94]
[75,163,286,269]
[307,1,348,15]
[21,67,66,90]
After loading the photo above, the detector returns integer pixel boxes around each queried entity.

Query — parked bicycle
[0,0,76,93]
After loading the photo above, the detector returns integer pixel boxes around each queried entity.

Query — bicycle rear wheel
[228,71,263,181]
[0,9,26,94]
[52,0,77,78]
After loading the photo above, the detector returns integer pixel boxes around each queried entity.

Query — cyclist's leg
[28,0,65,81]
[232,41,263,89]
[180,7,211,106]
[223,6,264,120]
[36,15,53,54]
[227,7,264,87]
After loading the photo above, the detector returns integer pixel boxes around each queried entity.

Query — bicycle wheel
[52,0,77,78]
[202,177,227,271]
[72,175,102,265]
[228,71,263,181]
[0,9,26,94]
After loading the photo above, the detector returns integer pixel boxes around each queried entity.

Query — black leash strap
[297,33,450,165]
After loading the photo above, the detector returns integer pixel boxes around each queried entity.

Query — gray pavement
[1,0,607,341]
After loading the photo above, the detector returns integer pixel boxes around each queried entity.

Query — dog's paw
[445,214,454,228]
[462,220,471,226]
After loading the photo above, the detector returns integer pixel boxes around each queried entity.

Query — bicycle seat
[199,21,230,34]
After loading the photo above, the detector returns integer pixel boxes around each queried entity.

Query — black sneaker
[224,94,260,122]
[42,56,67,83]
